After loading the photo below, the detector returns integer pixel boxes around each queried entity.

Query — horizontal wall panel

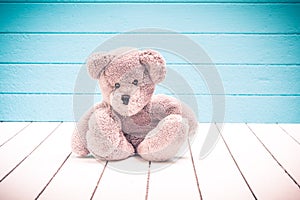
[0,4,299,33]
[1,1,300,3]
[0,34,299,64]
[0,94,299,122]
[1,64,300,95]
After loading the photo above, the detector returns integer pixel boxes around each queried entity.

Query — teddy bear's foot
[137,114,189,162]
[86,129,135,161]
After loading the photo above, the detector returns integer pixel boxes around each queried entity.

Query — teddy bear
[71,48,198,161]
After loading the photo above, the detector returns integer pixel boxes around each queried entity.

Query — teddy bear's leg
[137,114,189,161]
[86,107,135,161]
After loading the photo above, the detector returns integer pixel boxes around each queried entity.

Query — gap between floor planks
[0,122,299,200]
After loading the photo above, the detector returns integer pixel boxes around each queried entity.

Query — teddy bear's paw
[86,129,135,161]
[72,142,90,157]
[137,114,189,162]
[107,138,135,161]
[90,140,135,161]
[71,128,90,157]
[88,106,122,136]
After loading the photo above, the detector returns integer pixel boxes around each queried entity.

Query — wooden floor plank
[247,124,300,186]
[192,123,255,200]
[0,122,60,182]
[0,122,31,147]
[278,124,300,145]
[148,137,201,199]
[0,122,73,199]
[0,122,298,199]
[92,157,149,200]
[219,123,300,199]
[39,155,106,200]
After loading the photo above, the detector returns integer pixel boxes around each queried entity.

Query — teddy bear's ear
[139,50,166,84]
[86,52,114,79]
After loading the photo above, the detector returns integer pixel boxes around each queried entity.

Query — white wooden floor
[0,122,299,200]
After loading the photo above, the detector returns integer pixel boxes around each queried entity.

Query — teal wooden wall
[0,0,299,122]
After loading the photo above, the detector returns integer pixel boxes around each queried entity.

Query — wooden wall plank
[218,123,300,199]
[1,0,300,3]
[0,94,299,122]
[0,123,73,200]
[0,3,299,33]
[1,64,300,95]
[0,35,299,64]
[0,1,299,123]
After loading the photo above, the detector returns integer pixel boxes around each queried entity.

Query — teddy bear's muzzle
[121,95,130,105]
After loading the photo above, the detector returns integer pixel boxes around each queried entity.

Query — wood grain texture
[0,122,299,199]
[219,123,300,199]
[0,34,299,64]
[191,124,255,199]
[247,124,300,185]
[279,124,300,144]
[0,1,299,122]
[93,158,148,200]
[0,3,299,33]
[147,135,203,199]
[0,122,60,181]
[1,64,300,95]
[0,123,72,199]
[0,94,299,122]
[38,154,106,200]
[0,122,30,146]
[1,0,300,3]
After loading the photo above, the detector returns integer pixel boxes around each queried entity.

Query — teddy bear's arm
[150,94,198,134]
[149,94,183,120]
[71,105,97,156]
[71,103,107,156]
[86,102,135,160]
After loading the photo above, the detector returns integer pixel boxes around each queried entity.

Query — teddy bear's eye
[132,79,138,86]
[115,83,120,89]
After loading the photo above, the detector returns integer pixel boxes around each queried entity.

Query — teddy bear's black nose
[121,95,130,105]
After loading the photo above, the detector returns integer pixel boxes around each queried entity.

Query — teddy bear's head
[87,49,166,116]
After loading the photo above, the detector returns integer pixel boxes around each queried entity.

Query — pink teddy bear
[71,48,198,161]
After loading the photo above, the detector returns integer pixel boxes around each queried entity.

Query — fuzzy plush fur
[71,49,198,161]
